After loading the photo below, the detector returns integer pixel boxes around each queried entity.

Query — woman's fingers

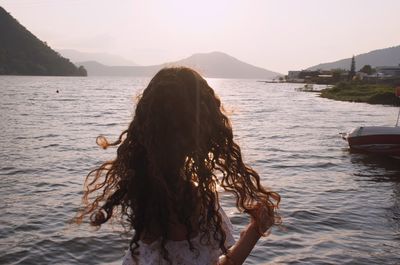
[246,204,275,234]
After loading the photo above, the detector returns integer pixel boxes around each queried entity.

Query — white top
[348,126,400,137]
[122,207,236,265]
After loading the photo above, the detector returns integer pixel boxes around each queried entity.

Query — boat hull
[345,126,400,157]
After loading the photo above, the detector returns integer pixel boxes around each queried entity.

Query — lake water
[1,76,399,265]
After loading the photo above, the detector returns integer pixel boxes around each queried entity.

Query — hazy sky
[1,0,399,73]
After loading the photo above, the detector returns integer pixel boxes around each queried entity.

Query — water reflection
[348,152,400,182]
[2,76,400,264]
[348,151,400,235]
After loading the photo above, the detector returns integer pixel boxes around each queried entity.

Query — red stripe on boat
[348,135,400,145]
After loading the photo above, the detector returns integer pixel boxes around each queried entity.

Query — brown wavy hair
[75,67,280,262]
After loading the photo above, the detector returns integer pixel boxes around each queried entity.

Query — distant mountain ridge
[78,51,281,79]
[173,52,281,78]
[307,45,400,71]
[57,49,138,66]
[76,61,158,76]
[0,6,86,76]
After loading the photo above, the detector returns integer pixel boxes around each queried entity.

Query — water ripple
[1,77,400,265]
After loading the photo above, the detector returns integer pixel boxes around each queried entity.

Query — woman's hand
[218,204,276,265]
[245,203,275,236]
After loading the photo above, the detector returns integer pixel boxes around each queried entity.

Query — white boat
[342,87,400,157]
[342,126,400,157]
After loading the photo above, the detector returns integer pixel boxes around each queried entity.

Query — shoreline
[319,82,400,106]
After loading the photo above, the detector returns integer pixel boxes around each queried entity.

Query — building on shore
[376,65,400,78]
[288,64,400,84]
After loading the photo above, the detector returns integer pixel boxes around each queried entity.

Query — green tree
[349,55,356,80]
[360,64,372,75]
[78,65,87,76]
[331,68,345,83]
[360,64,373,75]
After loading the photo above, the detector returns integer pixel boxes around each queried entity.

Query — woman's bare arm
[218,205,274,265]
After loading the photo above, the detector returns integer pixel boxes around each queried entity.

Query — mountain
[171,52,281,78]
[57,49,138,66]
[77,61,158,76]
[0,7,86,76]
[78,51,281,79]
[307,45,400,71]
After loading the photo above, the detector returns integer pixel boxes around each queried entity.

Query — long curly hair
[75,67,280,262]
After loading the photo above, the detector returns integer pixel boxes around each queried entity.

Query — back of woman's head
[132,67,230,181]
[76,67,280,262]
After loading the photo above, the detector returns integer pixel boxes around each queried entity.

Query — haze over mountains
[77,52,282,79]
[2,5,399,78]
[1,6,280,78]
[74,45,400,78]
[307,45,400,71]
[57,49,138,66]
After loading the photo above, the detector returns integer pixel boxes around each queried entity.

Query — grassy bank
[320,82,400,106]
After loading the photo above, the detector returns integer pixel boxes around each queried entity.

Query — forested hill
[0,7,86,76]
[307,45,400,71]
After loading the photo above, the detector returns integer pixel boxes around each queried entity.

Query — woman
[75,67,280,265]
